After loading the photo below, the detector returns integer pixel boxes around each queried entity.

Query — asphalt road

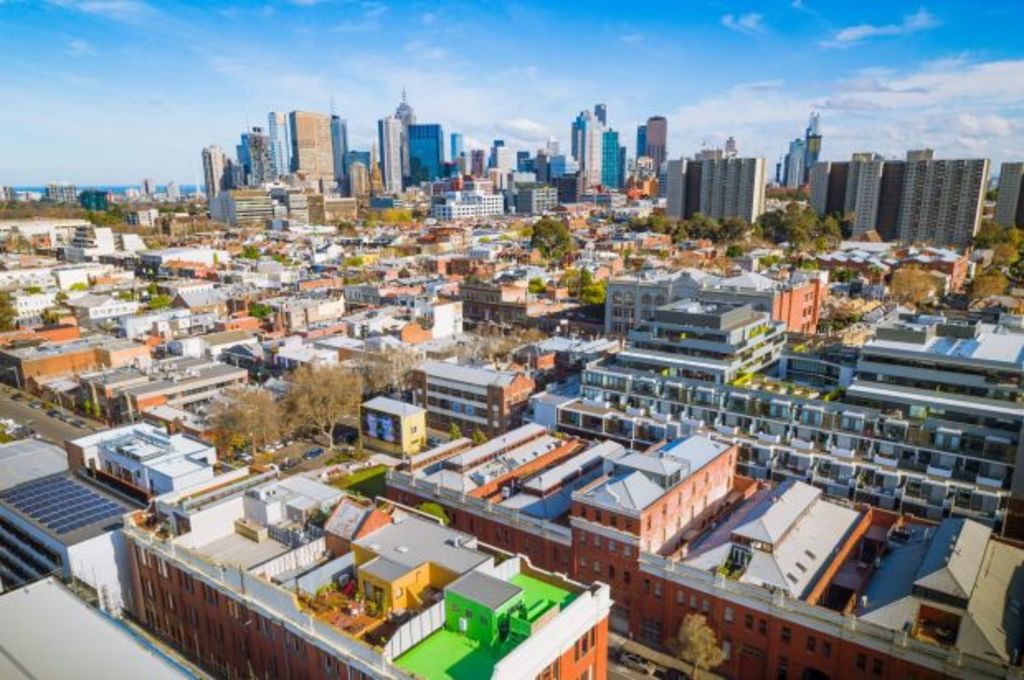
[0,390,96,445]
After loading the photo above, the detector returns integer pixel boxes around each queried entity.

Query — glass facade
[407,124,444,185]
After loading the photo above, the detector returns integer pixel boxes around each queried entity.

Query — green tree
[527,277,547,295]
[530,217,573,260]
[344,255,365,267]
[240,244,261,259]
[725,244,744,258]
[580,279,607,305]
[472,429,488,444]
[147,294,173,310]
[249,302,272,319]
[0,292,15,332]
[69,282,89,292]
[448,421,463,440]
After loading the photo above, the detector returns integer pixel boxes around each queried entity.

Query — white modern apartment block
[431,191,505,220]
[897,157,989,247]
[67,422,217,496]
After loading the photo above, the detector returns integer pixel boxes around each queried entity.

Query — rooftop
[394,572,577,680]
[362,396,424,418]
[418,360,519,387]
[0,439,67,491]
[0,578,190,680]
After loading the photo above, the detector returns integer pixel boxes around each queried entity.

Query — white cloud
[822,9,938,49]
[621,32,644,45]
[48,0,154,21]
[666,58,1024,165]
[721,13,765,35]
[66,39,95,56]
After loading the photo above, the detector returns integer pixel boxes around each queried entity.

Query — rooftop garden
[394,573,576,680]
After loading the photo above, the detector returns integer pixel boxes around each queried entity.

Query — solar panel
[0,474,126,536]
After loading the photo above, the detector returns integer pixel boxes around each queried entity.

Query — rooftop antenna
[401,86,407,104]
[330,94,337,116]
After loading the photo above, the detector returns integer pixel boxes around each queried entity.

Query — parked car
[303,447,325,461]
[29,401,42,409]
[617,650,659,676]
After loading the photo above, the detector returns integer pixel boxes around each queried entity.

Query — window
[608,565,616,580]
[654,582,661,599]
[593,560,601,574]
[781,626,791,644]
[744,614,753,630]
[806,636,816,653]
[690,594,697,609]
[702,598,709,613]
[724,606,734,623]
[593,535,602,548]
[722,638,731,661]
[855,653,866,671]
[777,656,789,680]
[822,640,831,658]
[758,619,767,636]
[872,658,883,676]
[676,590,684,604]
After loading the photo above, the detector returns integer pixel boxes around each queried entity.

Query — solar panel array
[0,475,125,535]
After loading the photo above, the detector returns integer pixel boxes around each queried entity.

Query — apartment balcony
[873,453,899,468]
[926,464,954,479]
[791,437,815,451]
[975,474,1006,489]
[829,445,856,460]
[757,431,783,445]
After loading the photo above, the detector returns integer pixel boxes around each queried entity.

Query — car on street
[616,650,659,676]
[303,447,325,461]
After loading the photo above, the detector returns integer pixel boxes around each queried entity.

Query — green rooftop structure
[395,571,577,680]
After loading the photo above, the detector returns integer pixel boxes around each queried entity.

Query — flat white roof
[0,578,189,679]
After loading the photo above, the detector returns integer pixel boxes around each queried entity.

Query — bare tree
[674,613,725,679]
[283,364,363,450]
[211,387,282,458]
[358,347,422,396]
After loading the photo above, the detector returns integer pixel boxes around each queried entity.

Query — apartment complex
[665,157,767,223]
[810,151,989,247]
[410,361,535,437]
[605,269,825,336]
[994,161,1024,228]
[124,468,611,680]
[561,310,1024,535]
[65,422,216,498]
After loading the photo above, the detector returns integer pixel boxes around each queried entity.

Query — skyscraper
[407,124,444,185]
[698,157,767,222]
[330,115,348,182]
[201,145,227,199]
[783,138,806,188]
[141,178,156,197]
[470,149,486,177]
[636,125,647,158]
[288,111,334,182]
[377,115,403,194]
[725,136,738,159]
[594,103,607,126]
[490,140,513,172]
[601,129,624,189]
[803,112,822,184]
[844,156,885,236]
[644,116,667,171]
[995,162,1024,228]
[450,132,464,163]
[395,90,416,185]
[572,110,604,189]
[897,155,989,247]
[665,159,688,219]
[267,112,290,179]
[237,127,272,187]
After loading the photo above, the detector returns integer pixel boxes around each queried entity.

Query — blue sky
[2,0,1023,184]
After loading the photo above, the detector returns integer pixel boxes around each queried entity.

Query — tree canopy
[530,217,573,260]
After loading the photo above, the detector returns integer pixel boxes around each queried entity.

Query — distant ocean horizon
[12,184,200,196]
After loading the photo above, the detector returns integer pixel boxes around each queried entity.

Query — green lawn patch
[333,464,387,499]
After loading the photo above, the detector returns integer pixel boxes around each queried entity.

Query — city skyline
[2,1,1024,184]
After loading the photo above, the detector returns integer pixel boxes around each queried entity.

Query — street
[0,389,96,446]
